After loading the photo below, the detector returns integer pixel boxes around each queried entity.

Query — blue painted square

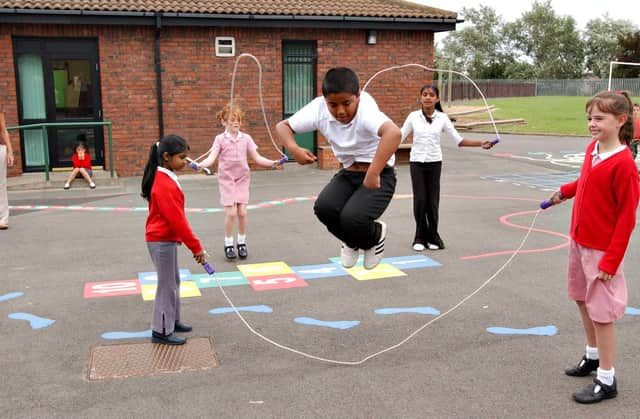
[291,263,349,280]
[328,255,363,267]
[383,255,441,269]
[137,269,192,285]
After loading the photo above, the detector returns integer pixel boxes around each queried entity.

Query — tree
[503,0,584,79]
[615,31,640,77]
[439,6,510,79]
[584,15,637,77]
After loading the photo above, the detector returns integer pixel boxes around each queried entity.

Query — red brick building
[0,0,460,176]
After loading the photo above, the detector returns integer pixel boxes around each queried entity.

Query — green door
[282,41,317,159]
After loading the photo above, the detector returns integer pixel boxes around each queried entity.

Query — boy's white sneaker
[363,221,386,270]
[340,244,359,268]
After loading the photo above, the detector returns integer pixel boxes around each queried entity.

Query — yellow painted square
[237,261,294,278]
[141,281,202,301]
[346,263,407,281]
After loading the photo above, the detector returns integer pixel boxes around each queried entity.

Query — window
[215,37,235,57]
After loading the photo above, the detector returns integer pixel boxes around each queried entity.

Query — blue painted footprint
[8,313,55,329]
[486,325,557,336]
[626,306,640,315]
[209,305,273,314]
[294,317,360,330]
[102,330,152,340]
[0,292,24,302]
[375,307,440,316]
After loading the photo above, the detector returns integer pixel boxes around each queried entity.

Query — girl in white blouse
[400,84,495,251]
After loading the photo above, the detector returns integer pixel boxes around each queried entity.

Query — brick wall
[1,24,434,176]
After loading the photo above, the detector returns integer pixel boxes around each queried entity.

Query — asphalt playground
[2,133,640,418]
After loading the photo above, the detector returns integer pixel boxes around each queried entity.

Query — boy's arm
[363,120,401,189]
[275,120,316,164]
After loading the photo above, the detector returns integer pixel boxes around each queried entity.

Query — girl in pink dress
[195,104,282,260]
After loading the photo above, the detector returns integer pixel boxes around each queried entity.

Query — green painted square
[193,272,249,289]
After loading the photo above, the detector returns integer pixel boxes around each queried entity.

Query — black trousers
[314,167,396,250]
[410,161,444,248]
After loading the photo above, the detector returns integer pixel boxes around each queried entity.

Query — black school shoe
[174,321,192,333]
[565,355,599,377]
[237,243,248,259]
[224,245,237,260]
[151,331,186,345]
[573,378,617,404]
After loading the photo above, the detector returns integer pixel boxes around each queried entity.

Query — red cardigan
[145,170,202,255]
[72,152,92,169]
[560,140,639,274]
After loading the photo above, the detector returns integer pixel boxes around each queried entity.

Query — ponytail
[140,134,190,201]
[141,142,161,201]
[617,91,634,146]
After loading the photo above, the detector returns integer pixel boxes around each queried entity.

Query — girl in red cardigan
[547,91,639,404]
[64,139,95,190]
[141,134,206,345]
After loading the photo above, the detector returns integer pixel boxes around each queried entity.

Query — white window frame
[215,37,236,57]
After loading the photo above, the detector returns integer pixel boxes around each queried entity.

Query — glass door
[14,37,103,171]
[282,41,317,158]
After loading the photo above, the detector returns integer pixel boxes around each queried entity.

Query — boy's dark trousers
[410,161,444,248]
[314,166,396,250]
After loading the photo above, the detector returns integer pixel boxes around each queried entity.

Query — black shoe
[237,243,248,259]
[151,331,186,345]
[174,321,192,333]
[573,378,617,404]
[224,245,237,260]
[565,355,599,377]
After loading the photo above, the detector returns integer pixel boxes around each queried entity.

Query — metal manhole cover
[87,337,218,381]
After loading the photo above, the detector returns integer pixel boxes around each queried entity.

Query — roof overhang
[0,8,461,32]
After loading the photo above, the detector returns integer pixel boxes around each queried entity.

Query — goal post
[608,61,640,91]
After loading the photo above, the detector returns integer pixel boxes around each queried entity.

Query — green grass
[453,96,639,136]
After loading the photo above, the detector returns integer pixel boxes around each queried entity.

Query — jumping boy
[275,67,401,269]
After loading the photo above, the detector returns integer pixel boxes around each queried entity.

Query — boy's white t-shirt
[287,91,394,168]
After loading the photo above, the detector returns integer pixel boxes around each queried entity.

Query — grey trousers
[147,241,181,335]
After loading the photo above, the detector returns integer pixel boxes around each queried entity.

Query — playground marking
[294,317,360,330]
[486,325,558,336]
[247,273,308,291]
[8,313,56,329]
[84,280,140,299]
[345,263,406,281]
[140,281,201,301]
[193,272,248,288]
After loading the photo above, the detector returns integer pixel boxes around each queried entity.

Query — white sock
[237,234,246,245]
[597,367,615,386]
[586,345,599,360]
[224,236,234,247]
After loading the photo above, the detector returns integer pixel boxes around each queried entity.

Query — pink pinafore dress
[212,131,257,206]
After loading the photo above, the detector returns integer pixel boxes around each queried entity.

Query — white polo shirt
[287,91,394,168]
[401,109,463,163]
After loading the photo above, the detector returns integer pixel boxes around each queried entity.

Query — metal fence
[442,78,640,101]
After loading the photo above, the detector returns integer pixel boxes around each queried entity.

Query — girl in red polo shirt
[546,91,639,404]
[193,103,281,260]
[141,134,206,345]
